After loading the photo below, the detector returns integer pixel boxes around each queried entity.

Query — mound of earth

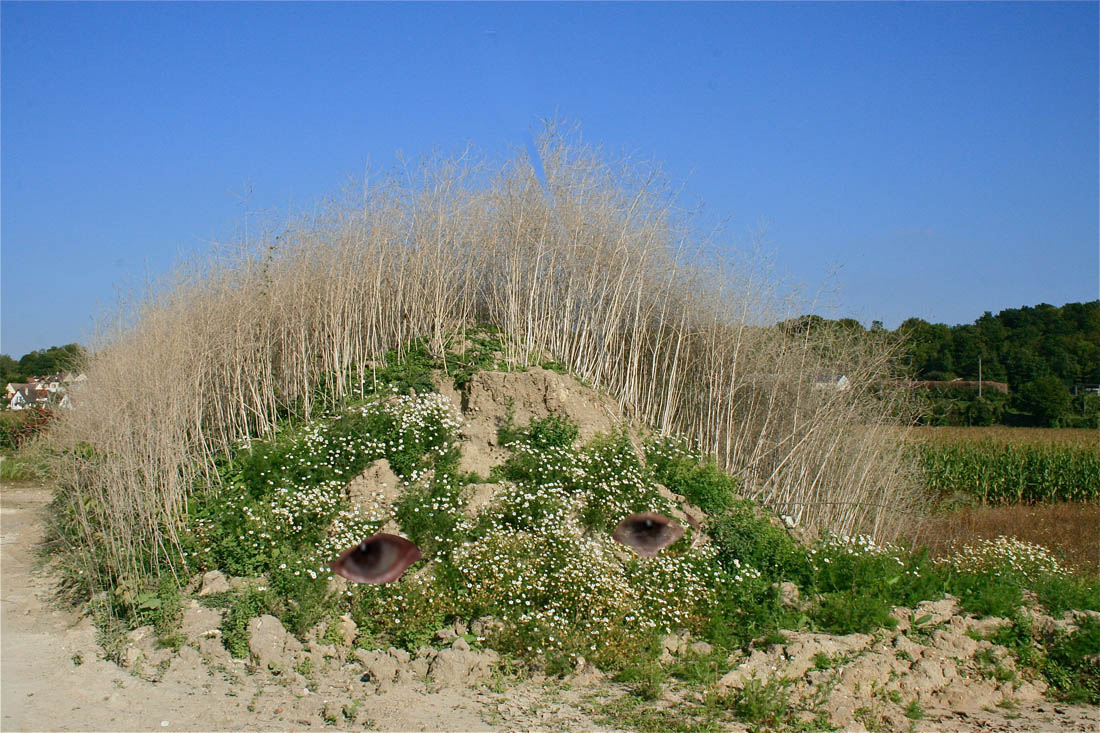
[713,595,1076,731]
[4,368,1099,732]
[437,366,626,478]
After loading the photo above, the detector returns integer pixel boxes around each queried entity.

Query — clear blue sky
[2,2,1097,358]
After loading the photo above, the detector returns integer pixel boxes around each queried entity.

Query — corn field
[46,124,924,593]
[918,441,1100,504]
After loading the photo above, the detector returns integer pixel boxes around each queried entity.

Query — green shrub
[267,566,338,637]
[727,674,794,729]
[983,613,1100,704]
[578,432,672,531]
[613,654,668,701]
[708,503,810,586]
[814,590,897,635]
[520,414,580,450]
[494,414,583,489]
[185,390,465,649]
[222,588,274,658]
[941,536,1091,617]
[810,535,946,610]
[453,498,715,667]
[150,575,184,642]
[949,571,1023,618]
[1034,574,1100,615]
[1043,616,1100,704]
[446,329,507,389]
[394,477,469,557]
[0,451,46,481]
[350,569,454,652]
[646,437,741,515]
[373,343,439,396]
[698,568,778,651]
[0,407,55,450]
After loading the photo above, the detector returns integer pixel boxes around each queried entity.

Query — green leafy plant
[221,588,273,659]
[709,502,811,586]
[727,675,794,730]
[646,436,741,515]
[1043,615,1100,704]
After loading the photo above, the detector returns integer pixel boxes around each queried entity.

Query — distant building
[5,373,86,410]
[813,374,850,391]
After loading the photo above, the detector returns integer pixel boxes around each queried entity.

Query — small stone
[470,616,501,637]
[123,646,141,669]
[453,619,468,636]
[434,628,458,641]
[337,615,358,646]
[198,570,230,596]
[452,637,470,652]
[248,614,301,671]
[660,633,685,655]
[778,582,800,608]
[689,641,713,656]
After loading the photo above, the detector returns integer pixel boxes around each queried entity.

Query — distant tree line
[789,301,1099,428]
[0,344,87,386]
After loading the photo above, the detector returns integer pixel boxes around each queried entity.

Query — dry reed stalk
[48,124,922,592]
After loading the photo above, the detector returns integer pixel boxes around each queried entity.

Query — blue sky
[2,2,1097,357]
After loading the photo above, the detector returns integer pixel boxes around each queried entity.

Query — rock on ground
[346,458,401,521]
[247,614,303,672]
[457,367,623,476]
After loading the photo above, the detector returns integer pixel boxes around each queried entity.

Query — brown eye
[612,512,684,557]
[330,533,422,584]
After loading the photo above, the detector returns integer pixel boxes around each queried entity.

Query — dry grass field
[908,426,1098,449]
[916,501,1100,574]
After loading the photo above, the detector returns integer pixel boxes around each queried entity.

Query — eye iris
[613,512,684,557]
[331,533,421,584]
[352,540,387,574]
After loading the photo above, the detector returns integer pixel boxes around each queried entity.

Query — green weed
[727,675,794,730]
[221,588,273,659]
[1042,615,1100,704]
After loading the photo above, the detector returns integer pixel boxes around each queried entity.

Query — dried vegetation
[46,125,919,595]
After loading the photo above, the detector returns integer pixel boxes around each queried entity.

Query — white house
[813,374,851,391]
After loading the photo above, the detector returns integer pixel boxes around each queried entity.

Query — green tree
[966,394,1007,426]
[16,344,86,378]
[0,355,21,386]
[1015,375,1072,427]
[897,318,954,379]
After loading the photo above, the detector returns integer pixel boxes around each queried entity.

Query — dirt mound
[452,366,623,477]
[6,365,1099,732]
[711,595,1080,731]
